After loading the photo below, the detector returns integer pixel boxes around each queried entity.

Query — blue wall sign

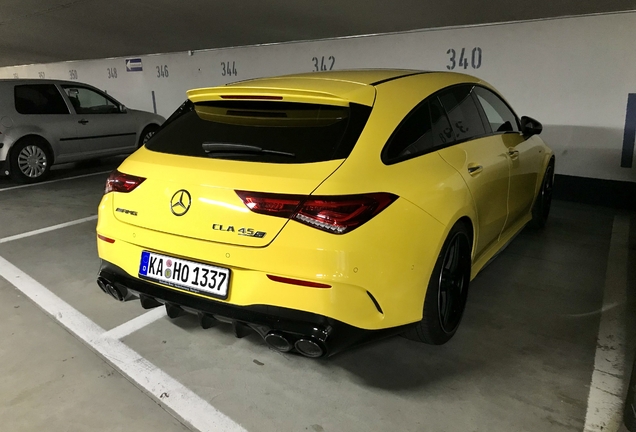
[125,58,143,72]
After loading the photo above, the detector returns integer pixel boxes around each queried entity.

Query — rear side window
[14,84,69,115]
[382,98,453,162]
[438,85,486,142]
[146,100,372,164]
[61,86,119,114]
[473,86,519,133]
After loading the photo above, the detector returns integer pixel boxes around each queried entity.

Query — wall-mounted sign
[125,58,143,72]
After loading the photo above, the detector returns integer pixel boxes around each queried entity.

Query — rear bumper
[98,260,411,357]
[97,193,446,330]
[0,158,8,176]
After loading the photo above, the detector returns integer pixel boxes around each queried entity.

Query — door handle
[508,148,519,158]
[467,164,483,176]
[78,119,89,125]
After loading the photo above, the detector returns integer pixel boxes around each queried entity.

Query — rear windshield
[146,100,372,164]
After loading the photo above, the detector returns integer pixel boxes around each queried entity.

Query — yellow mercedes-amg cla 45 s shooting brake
[96,70,554,358]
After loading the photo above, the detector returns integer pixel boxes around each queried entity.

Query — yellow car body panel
[96,69,554,345]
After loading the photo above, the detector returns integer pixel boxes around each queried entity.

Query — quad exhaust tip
[97,278,108,294]
[97,277,130,302]
[294,338,325,358]
[264,332,292,353]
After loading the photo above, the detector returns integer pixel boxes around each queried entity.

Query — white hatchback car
[0,79,164,183]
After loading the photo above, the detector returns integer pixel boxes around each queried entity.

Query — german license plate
[138,251,230,299]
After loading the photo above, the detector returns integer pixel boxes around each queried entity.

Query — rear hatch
[112,83,374,247]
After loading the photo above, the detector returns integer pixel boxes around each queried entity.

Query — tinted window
[14,84,69,115]
[438,85,486,142]
[383,98,453,162]
[474,87,519,133]
[146,100,371,164]
[384,101,433,160]
[62,86,119,114]
[430,97,454,147]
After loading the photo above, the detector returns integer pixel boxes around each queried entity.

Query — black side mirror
[119,104,127,114]
[520,116,543,137]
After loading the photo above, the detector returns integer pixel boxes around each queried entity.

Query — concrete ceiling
[1,0,635,68]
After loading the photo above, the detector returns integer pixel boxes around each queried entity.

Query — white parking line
[0,170,111,192]
[0,255,247,432]
[583,214,631,432]
[0,216,97,244]
[103,307,167,340]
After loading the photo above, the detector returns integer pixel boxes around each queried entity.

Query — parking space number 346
[157,65,169,78]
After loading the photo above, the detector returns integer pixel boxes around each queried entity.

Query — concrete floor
[0,278,189,432]
[0,162,634,432]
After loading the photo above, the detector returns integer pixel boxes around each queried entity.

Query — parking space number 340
[447,47,482,70]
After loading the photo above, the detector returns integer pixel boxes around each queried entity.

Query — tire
[625,357,636,431]
[9,137,52,184]
[403,222,472,345]
[139,124,160,148]
[530,159,555,228]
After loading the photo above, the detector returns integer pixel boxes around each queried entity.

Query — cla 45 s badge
[212,224,266,238]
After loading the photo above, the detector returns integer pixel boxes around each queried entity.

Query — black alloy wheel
[437,232,470,334]
[404,222,471,345]
[531,159,555,228]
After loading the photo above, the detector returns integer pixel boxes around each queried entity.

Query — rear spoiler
[187,84,375,107]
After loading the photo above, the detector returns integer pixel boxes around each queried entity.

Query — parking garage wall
[1,11,635,201]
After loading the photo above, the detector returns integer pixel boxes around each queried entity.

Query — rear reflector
[97,234,115,243]
[105,170,146,194]
[236,191,397,234]
[220,95,283,100]
[267,274,331,288]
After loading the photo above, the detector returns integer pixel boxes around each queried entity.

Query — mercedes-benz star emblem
[170,190,192,216]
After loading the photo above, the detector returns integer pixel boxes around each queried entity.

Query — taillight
[234,191,303,218]
[236,191,397,234]
[105,170,146,194]
[296,193,396,233]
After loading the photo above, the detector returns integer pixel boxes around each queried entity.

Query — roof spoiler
[187,86,372,107]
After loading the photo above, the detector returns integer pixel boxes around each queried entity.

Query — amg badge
[116,207,138,216]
